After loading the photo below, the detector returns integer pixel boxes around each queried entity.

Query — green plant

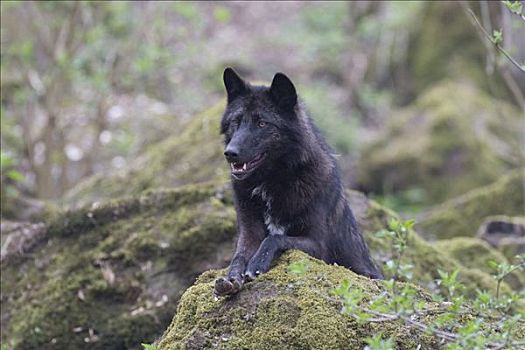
[1,151,25,183]
[333,218,525,349]
[288,259,309,275]
[1,150,26,217]
[141,343,157,350]
[364,333,394,350]
[502,0,524,18]
[488,254,525,302]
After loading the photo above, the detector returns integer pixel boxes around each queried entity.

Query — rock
[157,251,443,350]
[476,216,525,261]
[416,170,524,240]
[1,182,237,350]
[156,250,519,350]
[356,80,523,206]
[348,190,518,298]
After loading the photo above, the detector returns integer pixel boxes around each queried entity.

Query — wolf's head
[220,67,310,181]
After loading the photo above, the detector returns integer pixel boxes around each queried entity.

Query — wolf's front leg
[214,219,265,296]
[244,235,323,281]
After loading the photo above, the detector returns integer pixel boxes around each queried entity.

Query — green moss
[357,80,523,208]
[63,102,228,207]
[417,170,525,240]
[1,182,236,350]
[157,251,441,350]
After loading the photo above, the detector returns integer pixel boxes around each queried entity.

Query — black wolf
[214,68,383,296]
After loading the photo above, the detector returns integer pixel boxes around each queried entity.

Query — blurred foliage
[1,150,25,217]
[0,1,523,218]
[300,82,358,155]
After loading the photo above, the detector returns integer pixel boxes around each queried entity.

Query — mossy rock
[1,182,237,350]
[1,181,514,350]
[417,170,525,240]
[434,237,524,290]
[63,101,228,208]
[156,251,516,350]
[157,251,438,350]
[357,80,523,207]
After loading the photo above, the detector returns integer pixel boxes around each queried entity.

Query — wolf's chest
[252,186,287,236]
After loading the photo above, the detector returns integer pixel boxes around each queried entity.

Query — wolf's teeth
[243,163,247,170]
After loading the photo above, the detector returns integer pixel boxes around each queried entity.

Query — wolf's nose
[224,145,239,161]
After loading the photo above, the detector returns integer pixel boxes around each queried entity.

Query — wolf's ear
[270,73,297,111]
[223,67,247,103]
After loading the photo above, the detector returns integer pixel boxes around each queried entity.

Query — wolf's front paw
[244,257,271,282]
[214,274,243,296]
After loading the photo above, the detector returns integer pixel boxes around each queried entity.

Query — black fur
[214,68,383,296]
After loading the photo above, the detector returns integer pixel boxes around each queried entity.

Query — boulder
[156,251,520,350]
[157,251,443,350]
[1,182,236,350]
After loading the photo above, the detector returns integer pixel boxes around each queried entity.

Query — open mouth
[230,153,266,179]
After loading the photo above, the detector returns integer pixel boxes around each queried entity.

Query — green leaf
[375,229,389,238]
[492,29,503,45]
[487,260,499,270]
[502,0,523,15]
[382,279,395,291]
[388,218,401,231]
[332,279,351,296]
[288,260,309,275]
[141,343,157,350]
[364,333,394,350]
[403,219,415,229]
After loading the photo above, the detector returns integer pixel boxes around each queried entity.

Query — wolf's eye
[258,121,266,128]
